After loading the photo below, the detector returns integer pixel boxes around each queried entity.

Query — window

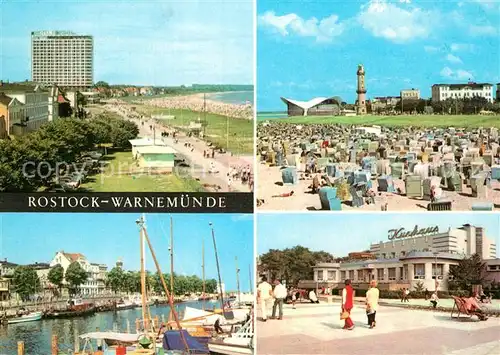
[357,270,363,281]
[349,270,354,280]
[414,264,425,279]
[317,270,324,280]
[432,264,444,278]
[388,268,396,281]
[341,271,346,280]
[377,268,384,280]
[327,270,335,280]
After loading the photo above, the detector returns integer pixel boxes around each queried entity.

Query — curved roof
[281,96,341,109]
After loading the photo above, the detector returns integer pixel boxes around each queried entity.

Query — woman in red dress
[342,279,355,330]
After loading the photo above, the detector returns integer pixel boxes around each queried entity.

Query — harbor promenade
[257,300,500,355]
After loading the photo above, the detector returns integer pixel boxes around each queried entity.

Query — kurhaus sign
[388,225,439,240]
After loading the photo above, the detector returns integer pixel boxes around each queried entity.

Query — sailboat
[79,215,207,354]
[207,315,254,355]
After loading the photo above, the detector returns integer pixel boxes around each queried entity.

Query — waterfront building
[496,83,500,102]
[0,258,18,278]
[0,83,50,132]
[31,31,93,89]
[0,278,10,301]
[400,89,420,100]
[281,97,341,116]
[431,83,494,103]
[50,251,108,296]
[301,224,497,292]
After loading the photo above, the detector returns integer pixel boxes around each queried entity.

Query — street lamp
[433,251,439,292]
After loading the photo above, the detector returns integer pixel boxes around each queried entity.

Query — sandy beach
[145,92,253,120]
[257,162,500,211]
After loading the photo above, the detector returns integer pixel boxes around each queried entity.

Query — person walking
[430,292,438,309]
[404,288,410,302]
[290,288,297,309]
[366,280,379,329]
[309,289,319,303]
[271,279,287,320]
[257,276,273,322]
[342,279,355,330]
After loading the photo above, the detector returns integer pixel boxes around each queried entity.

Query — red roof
[63,252,85,262]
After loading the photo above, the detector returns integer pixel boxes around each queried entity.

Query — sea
[0,300,220,354]
[257,112,288,121]
[207,91,253,105]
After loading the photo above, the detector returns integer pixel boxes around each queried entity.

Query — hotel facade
[31,31,93,89]
[304,224,497,292]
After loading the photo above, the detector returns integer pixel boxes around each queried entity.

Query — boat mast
[170,216,174,295]
[202,235,206,309]
[138,214,149,332]
[236,256,241,305]
[142,219,190,353]
[248,264,252,294]
[209,222,225,314]
[169,216,174,321]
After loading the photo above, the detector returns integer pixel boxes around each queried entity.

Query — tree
[205,279,217,294]
[65,262,88,296]
[259,246,334,286]
[95,81,110,88]
[413,281,425,292]
[449,254,486,292]
[106,267,125,294]
[48,264,64,293]
[12,266,40,301]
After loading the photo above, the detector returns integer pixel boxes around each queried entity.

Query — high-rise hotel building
[31,31,93,89]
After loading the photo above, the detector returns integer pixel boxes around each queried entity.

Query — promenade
[105,105,253,192]
[257,301,500,355]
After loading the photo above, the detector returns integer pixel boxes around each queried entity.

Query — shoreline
[145,92,253,120]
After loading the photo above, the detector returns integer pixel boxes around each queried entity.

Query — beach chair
[349,185,364,208]
[450,296,473,320]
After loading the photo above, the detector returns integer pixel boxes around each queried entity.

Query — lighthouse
[356,64,367,115]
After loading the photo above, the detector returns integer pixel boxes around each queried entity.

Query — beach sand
[257,163,500,211]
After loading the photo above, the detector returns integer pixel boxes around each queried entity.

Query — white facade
[5,85,49,132]
[370,224,496,260]
[310,224,497,292]
[50,251,107,296]
[431,83,494,103]
[31,31,93,88]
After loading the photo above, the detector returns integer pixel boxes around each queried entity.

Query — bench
[450,296,473,319]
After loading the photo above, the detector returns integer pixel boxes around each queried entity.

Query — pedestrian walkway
[257,302,500,354]
[107,105,253,192]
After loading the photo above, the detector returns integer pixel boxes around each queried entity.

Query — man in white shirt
[271,280,287,320]
[257,276,273,321]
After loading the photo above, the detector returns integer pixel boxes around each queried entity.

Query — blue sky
[257,213,500,257]
[0,213,254,292]
[1,0,253,86]
[257,0,500,111]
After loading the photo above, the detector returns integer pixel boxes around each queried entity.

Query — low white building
[303,223,497,292]
[431,83,494,103]
[50,251,108,296]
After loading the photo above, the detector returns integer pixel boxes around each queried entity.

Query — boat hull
[8,312,43,324]
[208,342,253,355]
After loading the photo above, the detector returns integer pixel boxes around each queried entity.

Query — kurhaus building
[302,224,497,292]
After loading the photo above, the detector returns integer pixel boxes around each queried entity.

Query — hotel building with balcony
[31,31,93,89]
[302,224,497,292]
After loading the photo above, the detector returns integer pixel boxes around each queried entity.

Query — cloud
[358,0,437,43]
[445,53,463,64]
[469,24,497,36]
[258,11,345,42]
[424,45,440,53]
[440,66,474,80]
[450,43,475,52]
[471,0,500,10]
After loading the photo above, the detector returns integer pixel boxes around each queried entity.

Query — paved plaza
[257,301,500,355]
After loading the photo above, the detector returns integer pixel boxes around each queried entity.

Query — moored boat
[8,311,43,324]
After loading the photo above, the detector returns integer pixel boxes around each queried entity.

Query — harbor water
[207,91,253,105]
[0,300,220,355]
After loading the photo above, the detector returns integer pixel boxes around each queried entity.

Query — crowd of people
[258,277,492,329]
[146,94,253,120]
